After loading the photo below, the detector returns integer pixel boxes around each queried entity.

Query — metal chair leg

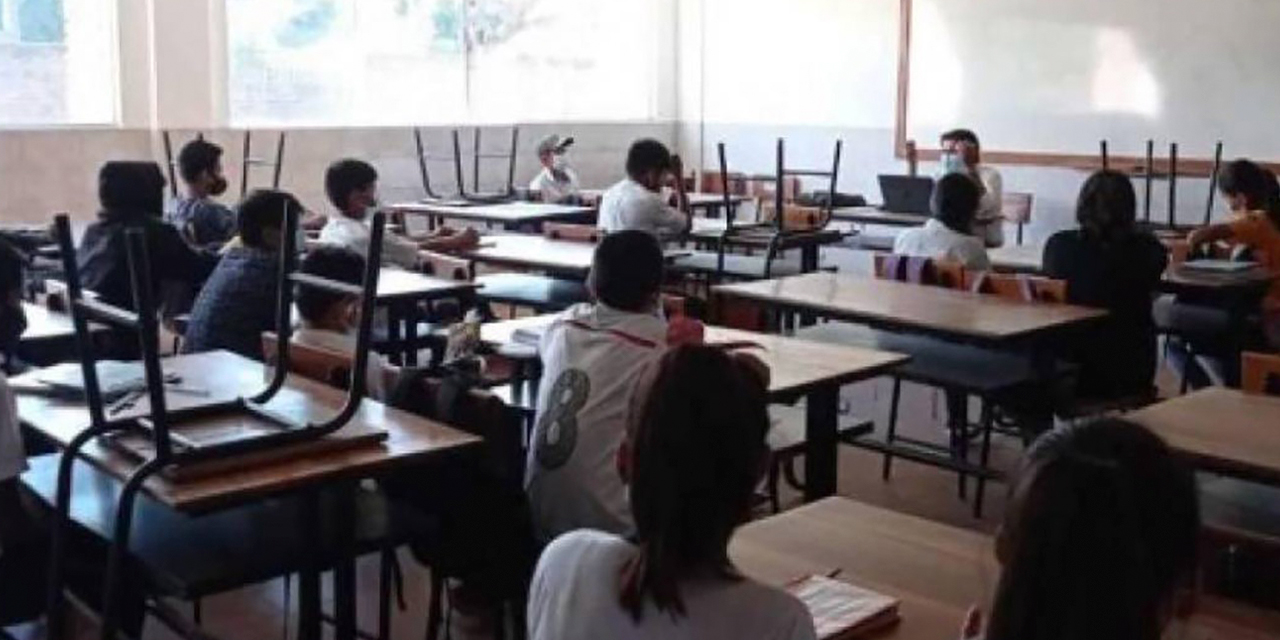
[974,400,995,519]
[882,378,903,481]
[425,573,445,640]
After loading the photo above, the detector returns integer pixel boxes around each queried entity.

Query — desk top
[731,497,1280,640]
[479,316,907,398]
[832,207,930,228]
[1129,388,1280,486]
[377,268,477,301]
[990,245,1278,293]
[13,350,480,513]
[688,220,848,250]
[389,200,594,224]
[19,302,83,343]
[715,272,1106,344]
[465,234,600,276]
[579,190,749,210]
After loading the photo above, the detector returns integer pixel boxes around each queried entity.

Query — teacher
[940,129,1004,248]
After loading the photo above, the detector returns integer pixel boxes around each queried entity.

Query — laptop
[877,175,935,215]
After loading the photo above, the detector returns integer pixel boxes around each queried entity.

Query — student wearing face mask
[168,139,236,250]
[940,129,1005,248]
[529,134,581,204]
[597,139,690,239]
[318,158,480,270]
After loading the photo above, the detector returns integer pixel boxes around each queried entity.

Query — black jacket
[77,209,217,312]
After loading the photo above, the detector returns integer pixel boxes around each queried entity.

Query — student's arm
[1187,223,1236,253]
[154,223,218,285]
[418,227,480,253]
[381,232,426,270]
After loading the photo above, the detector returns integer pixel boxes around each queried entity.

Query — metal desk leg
[385,304,405,367]
[297,494,322,640]
[804,385,840,501]
[402,300,420,367]
[332,484,358,640]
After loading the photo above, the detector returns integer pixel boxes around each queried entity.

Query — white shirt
[597,179,688,238]
[292,326,391,400]
[318,214,420,270]
[526,303,668,542]
[530,167,581,204]
[529,529,817,640]
[893,218,992,270]
[0,375,26,483]
[973,165,1005,248]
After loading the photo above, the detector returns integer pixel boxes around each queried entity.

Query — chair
[470,227,592,317]
[1002,192,1034,246]
[240,130,286,198]
[1242,352,1280,395]
[542,223,602,244]
[262,333,353,389]
[966,271,1066,303]
[415,127,519,203]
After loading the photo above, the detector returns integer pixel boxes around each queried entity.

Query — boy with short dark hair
[293,245,394,399]
[318,158,479,270]
[596,139,690,238]
[893,173,990,270]
[168,139,236,249]
[525,230,703,542]
[529,134,581,204]
[182,190,302,359]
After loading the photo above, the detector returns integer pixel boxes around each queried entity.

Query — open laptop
[877,175,935,215]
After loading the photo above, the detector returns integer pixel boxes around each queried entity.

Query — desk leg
[297,494,322,640]
[804,385,840,501]
[332,484,358,640]
[386,304,405,367]
[403,300,420,367]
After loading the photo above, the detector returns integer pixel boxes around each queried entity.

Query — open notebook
[788,575,901,640]
[1182,259,1259,273]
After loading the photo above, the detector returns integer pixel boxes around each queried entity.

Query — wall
[677,0,1228,246]
[0,122,675,225]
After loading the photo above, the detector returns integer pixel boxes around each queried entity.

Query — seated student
[1186,159,1280,353]
[167,139,236,249]
[319,159,478,270]
[529,134,581,204]
[893,173,991,270]
[597,139,690,238]
[1043,170,1167,400]
[529,346,817,640]
[182,190,301,359]
[293,245,395,400]
[972,419,1198,640]
[526,230,702,542]
[940,128,1004,248]
[0,239,38,622]
[78,161,218,312]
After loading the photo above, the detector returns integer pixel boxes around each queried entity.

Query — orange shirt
[1228,211,1280,311]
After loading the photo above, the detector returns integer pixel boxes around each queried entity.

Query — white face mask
[939,152,967,176]
[551,154,569,172]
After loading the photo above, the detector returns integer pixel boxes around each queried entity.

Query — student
[940,129,1004,248]
[293,245,394,400]
[318,158,479,270]
[78,161,218,312]
[525,230,702,542]
[597,139,690,238]
[1042,171,1167,400]
[529,134,581,204]
[893,173,991,270]
[0,239,38,621]
[182,190,301,360]
[528,345,816,640]
[975,419,1198,640]
[1188,159,1280,348]
[167,139,236,249]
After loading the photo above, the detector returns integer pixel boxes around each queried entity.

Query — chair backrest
[543,223,602,244]
[748,176,801,203]
[262,332,352,389]
[418,250,473,281]
[967,272,1068,303]
[701,171,748,196]
[758,203,829,232]
[1242,352,1280,396]
[873,254,965,289]
[1163,238,1191,266]
[1002,192,1034,224]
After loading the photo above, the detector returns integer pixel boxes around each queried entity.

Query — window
[227,0,661,126]
[0,0,117,126]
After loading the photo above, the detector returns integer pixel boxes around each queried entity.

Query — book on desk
[788,574,900,639]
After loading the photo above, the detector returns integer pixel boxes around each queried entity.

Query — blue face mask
[939,152,967,176]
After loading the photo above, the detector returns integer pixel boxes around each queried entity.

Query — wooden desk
[990,245,1280,296]
[714,272,1105,346]
[389,200,594,231]
[375,268,478,366]
[580,190,749,216]
[731,497,1280,640]
[13,350,480,513]
[463,233,690,279]
[832,206,930,228]
[15,302,112,366]
[1129,388,1280,487]
[480,316,908,500]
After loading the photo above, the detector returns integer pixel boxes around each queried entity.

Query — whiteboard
[904,0,1280,160]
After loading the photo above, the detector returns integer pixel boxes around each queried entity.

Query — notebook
[34,361,150,401]
[1182,259,1258,273]
[788,575,901,640]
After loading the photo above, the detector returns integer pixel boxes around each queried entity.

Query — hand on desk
[666,316,705,347]
[420,227,480,252]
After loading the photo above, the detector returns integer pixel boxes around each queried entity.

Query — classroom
[2,0,1280,638]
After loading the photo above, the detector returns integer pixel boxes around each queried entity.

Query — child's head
[0,240,27,355]
[587,230,664,313]
[1075,170,1138,242]
[296,245,367,332]
[324,159,379,218]
[617,345,771,621]
[536,134,573,170]
[987,419,1199,640]
[940,128,982,166]
[1218,159,1278,214]
[625,139,674,192]
[178,139,228,198]
[931,173,981,234]
[238,189,304,252]
[98,161,167,219]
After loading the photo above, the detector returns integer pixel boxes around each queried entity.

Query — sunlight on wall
[1090,27,1161,118]
[906,0,961,130]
